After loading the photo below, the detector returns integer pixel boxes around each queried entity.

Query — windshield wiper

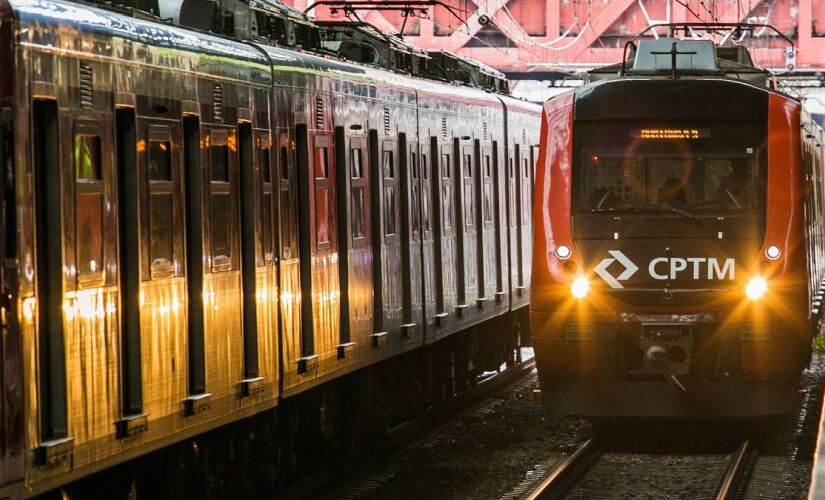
[655,203,702,223]
[590,203,702,224]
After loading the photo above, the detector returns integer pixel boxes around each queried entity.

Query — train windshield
[574,120,767,215]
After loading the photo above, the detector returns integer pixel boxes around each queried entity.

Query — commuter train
[532,25,820,418]
[0,0,540,496]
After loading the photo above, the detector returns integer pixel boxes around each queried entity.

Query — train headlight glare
[765,245,781,260]
[571,277,589,299]
[556,245,571,259]
[745,277,767,300]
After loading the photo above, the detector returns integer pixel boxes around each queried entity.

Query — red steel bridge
[286,0,823,75]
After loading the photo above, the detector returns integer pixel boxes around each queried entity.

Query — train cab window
[383,150,397,237]
[441,153,453,230]
[209,135,232,270]
[259,139,274,264]
[483,155,493,225]
[574,121,767,216]
[314,146,332,248]
[148,137,175,277]
[74,134,104,284]
[463,153,474,228]
[422,152,428,180]
[351,147,366,241]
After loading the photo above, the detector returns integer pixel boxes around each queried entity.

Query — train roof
[7,0,540,113]
[11,0,272,84]
[586,23,790,89]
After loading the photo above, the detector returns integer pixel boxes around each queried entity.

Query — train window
[210,139,232,270]
[411,151,421,237]
[315,146,332,248]
[211,144,229,181]
[422,152,428,180]
[260,143,274,264]
[351,148,363,178]
[383,150,394,178]
[383,149,397,237]
[350,145,366,241]
[509,156,516,228]
[74,134,104,283]
[148,138,174,277]
[352,187,365,239]
[280,146,289,180]
[521,158,530,223]
[149,140,171,180]
[410,151,419,180]
[463,153,474,228]
[384,187,397,236]
[483,155,493,225]
[441,154,453,230]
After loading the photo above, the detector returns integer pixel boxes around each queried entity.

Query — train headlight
[556,245,572,259]
[745,277,767,300]
[571,277,589,299]
[765,245,781,260]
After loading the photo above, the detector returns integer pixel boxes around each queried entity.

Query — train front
[531,38,815,418]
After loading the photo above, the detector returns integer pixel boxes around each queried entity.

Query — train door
[420,141,436,334]
[513,143,525,295]
[277,128,301,387]
[32,98,70,460]
[455,141,477,314]
[491,140,506,304]
[123,111,187,431]
[507,146,519,301]
[335,129,370,357]
[0,105,22,488]
[238,118,276,398]
[476,143,495,307]
[296,114,338,373]
[369,133,400,343]
[399,137,422,339]
[435,142,456,325]
[201,122,243,406]
[182,113,208,412]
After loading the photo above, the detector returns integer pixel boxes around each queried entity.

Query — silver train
[0,0,540,496]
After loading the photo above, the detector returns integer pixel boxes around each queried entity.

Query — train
[0,0,541,497]
[531,24,820,419]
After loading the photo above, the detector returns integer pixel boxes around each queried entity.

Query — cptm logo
[594,250,639,289]
[594,250,735,289]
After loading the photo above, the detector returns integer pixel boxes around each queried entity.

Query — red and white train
[532,25,820,418]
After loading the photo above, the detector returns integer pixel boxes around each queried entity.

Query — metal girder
[290,0,825,73]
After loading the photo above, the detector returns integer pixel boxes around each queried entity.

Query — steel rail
[525,438,598,500]
[716,440,753,500]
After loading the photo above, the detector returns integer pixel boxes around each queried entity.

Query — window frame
[72,120,106,288]
[313,135,335,253]
[207,127,238,273]
[382,141,400,243]
[350,137,369,247]
[143,124,182,280]
[256,132,275,267]
[278,133,298,260]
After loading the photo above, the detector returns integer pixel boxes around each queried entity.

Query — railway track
[277,356,537,499]
[522,438,758,500]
